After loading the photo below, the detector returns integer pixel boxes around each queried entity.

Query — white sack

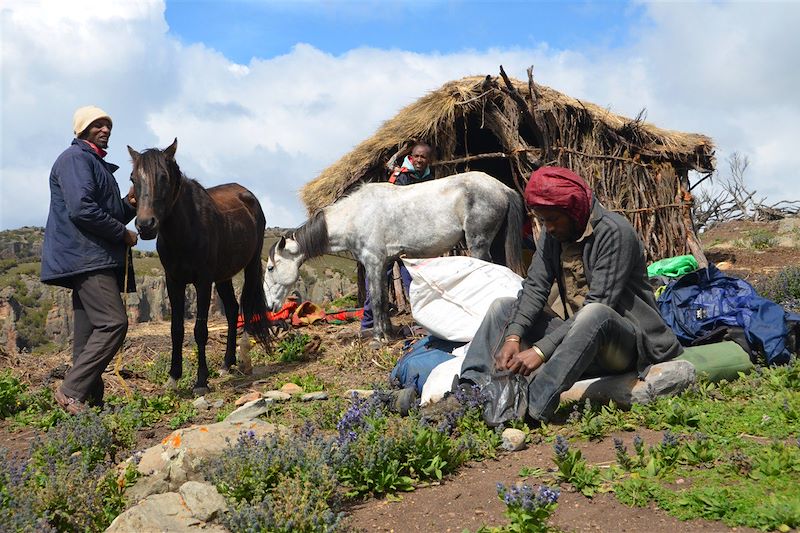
[420,355,465,406]
[404,256,523,342]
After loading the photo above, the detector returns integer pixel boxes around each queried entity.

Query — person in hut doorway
[360,142,435,334]
[41,106,138,414]
[450,166,683,426]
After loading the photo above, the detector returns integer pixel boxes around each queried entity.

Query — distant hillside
[0,225,357,354]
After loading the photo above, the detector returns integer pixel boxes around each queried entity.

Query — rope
[113,247,133,398]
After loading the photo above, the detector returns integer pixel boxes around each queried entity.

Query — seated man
[361,142,435,332]
[458,166,682,424]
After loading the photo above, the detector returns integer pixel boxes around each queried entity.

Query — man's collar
[79,139,107,158]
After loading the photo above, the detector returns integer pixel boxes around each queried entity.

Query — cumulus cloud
[2,0,797,236]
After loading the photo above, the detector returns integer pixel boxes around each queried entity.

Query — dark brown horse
[128,138,271,394]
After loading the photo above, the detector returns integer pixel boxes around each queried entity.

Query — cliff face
[0,227,358,354]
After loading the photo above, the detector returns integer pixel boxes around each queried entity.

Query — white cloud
[2,0,798,238]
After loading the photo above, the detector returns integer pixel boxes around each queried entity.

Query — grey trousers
[61,270,128,404]
[460,297,637,422]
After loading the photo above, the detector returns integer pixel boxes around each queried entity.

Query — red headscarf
[525,166,593,231]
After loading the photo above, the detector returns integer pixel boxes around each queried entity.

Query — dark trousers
[61,270,128,404]
[360,262,412,330]
[460,297,637,422]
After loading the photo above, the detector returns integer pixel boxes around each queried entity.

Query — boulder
[106,483,229,533]
[560,360,696,408]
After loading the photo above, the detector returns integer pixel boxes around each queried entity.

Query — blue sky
[2,1,799,242]
[164,1,644,62]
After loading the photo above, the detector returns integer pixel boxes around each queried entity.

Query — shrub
[0,371,28,418]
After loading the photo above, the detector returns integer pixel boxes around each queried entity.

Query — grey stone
[125,469,169,504]
[263,390,292,402]
[225,397,271,423]
[560,360,696,408]
[212,399,224,408]
[501,428,527,452]
[136,419,285,478]
[192,396,210,410]
[301,391,329,401]
[179,481,228,522]
[344,389,375,399]
[105,491,229,533]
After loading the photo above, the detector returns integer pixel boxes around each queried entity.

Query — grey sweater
[506,200,683,374]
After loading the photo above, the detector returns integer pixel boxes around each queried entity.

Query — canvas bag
[390,335,465,394]
[404,256,523,342]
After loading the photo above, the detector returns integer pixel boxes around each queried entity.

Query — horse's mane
[270,210,330,261]
[136,148,184,183]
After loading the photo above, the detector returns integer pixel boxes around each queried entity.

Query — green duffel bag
[676,341,754,383]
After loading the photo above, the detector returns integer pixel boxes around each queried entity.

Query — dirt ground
[1,219,798,531]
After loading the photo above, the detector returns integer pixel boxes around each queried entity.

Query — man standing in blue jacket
[41,106,138,414]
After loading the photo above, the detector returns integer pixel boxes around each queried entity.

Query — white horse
[264,171,526,341]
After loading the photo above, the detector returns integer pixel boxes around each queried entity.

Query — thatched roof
[301,73,715,262]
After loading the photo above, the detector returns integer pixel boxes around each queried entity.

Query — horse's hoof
[166,377,178,390]
[368,338,384,351]
[193,386,210,396]
[219,366,230,377]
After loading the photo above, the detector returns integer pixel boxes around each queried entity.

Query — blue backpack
[657,264,800,365]
[390,336,465,393]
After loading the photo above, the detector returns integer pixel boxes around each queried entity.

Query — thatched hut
[301,70,715,264]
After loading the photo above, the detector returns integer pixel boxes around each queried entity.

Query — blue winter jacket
[41,139,136,288]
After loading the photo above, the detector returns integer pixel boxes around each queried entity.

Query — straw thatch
[301,72,715,263]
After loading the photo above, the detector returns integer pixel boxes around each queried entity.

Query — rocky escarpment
[0,227,358,354]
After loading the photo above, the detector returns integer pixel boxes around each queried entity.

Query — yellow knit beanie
[72,106,112,137]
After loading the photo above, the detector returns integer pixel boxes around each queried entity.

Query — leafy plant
[0,371,29,418]
[276,333,312,362]
[492,483,560,533]
[552,436,602,497]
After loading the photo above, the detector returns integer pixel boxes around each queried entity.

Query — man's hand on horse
[507,348,545,376]
[127,185,137,206]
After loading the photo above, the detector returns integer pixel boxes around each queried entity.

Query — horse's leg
[166,276,185,390]
[193,282,213,395]
[215,280,242,373]
[365,260,391,342]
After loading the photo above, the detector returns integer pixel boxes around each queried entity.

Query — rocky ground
[1,218,798,531]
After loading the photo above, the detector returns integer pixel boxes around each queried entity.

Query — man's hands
[506,348,545,376]
[123,229,138,247]
[495,338,520,370]
[496,337,545,376]
[127,185,137,207]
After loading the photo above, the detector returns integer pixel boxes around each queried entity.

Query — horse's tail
[241,219,272,350]
[492,189,526,277]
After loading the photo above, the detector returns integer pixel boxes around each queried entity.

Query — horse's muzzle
[136,216,159,240]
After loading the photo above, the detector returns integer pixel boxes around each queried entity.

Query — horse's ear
[127,145,139,160]
[277,236,286,251]
[164,138,178,160]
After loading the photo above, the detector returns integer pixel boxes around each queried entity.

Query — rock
[263,390,292,402]
[178,481,228,522]
[125,469,170,504]
[105,491,228,533]
[501,428,527,452]
[212,399,224,408]
[192,396,210,410]
[225,397,271,423]
[135,418,284,481]
[716,261,734,270]
[560,360,696,408]
[280,382,304,395]
[234,391,262,406]
[345,389,375,399]
[301,391,328,401]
